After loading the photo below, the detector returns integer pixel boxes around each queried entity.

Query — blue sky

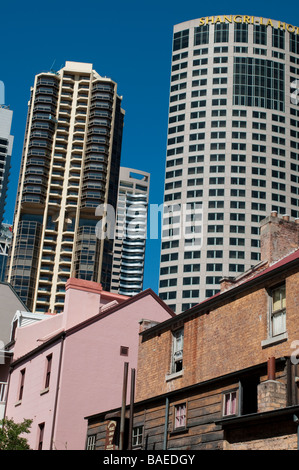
[1,0,298,293]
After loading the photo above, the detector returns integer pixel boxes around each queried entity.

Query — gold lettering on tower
[214,16,223,24]
[287,24,295,33]
[196,15,299,34]
[278,21,286,30]
[233,15,242,23]
[206,16,214,24]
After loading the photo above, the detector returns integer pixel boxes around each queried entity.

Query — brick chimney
[260,212,299,264]
[139,319,160,333]
[220,277,235,292]
[257,357,287,412]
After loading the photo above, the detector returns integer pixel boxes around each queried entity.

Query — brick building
[86,213,299,450]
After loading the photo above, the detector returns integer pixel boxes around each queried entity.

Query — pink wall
[5,341,61,450]
[12,314,63,361]
[4,280,173,450]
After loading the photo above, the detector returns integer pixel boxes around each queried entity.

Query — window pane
[273,289,281,311]
[224,394,231,415]
[272,285,286,311]
[175,404,186,428]
[132,426,143,447]
[172,328,184,373]
[272,310,286,336]
[231,392,237,414]
[224,391,237,416]
[271,284,286,336]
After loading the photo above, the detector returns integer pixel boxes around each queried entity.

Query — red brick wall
[136,268,299,402]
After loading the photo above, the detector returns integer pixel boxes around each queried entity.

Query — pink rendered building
[4,278,174,450]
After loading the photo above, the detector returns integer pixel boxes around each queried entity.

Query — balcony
[28,140,52,151]
[88,119,111,129]
[89,109,112,119]
[36,296,50,305]
[36,78,59,89]
[84,154,108,165]
[51,170,64,179]
[40,265,53,273]
[34,96,57,106]
[90,102,112,111]
[25,167,48,178]
[39,276,53,284]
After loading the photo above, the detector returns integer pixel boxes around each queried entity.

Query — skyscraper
[0,223,12,281]
[6,61,125,313]
[0,106,13,224]
[159,15,299,313]
[110,167,150,296]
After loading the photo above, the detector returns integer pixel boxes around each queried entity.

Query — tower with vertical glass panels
[110,167,150,296]
[159,15,299,313]
[6,62,124,312]
[0,106,13,225]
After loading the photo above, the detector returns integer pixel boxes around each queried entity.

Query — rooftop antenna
[50,59,56,73]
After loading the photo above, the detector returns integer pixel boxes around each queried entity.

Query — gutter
[49,332,65,450]
[163,397,169,450]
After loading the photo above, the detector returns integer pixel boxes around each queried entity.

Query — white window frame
[174,402,187,430]
[172,328,184,374]
[270,284,286,337]
[86,434,96,450]
[132,425,143,448]
[261,282,288,347]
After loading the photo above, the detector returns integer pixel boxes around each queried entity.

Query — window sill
[222,412,238,419]
[261,332,288,348]
[15,400,22,407]
[40,387,49,396]
[165,370,184,382]
[170,427,188,436]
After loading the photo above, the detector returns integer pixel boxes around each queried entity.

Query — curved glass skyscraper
[110,167,150,296]
[159,15,299,313]
[0,106,13,225]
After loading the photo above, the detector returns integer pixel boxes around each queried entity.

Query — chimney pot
[282,214,290,221]
[271,211,278,217]
[267,356,276,381]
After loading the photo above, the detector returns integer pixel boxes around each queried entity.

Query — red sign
[105,420,117,450]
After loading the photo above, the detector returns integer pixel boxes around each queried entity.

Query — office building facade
[110,167,150,296]
[6,61,125,313]
[159,15,299,313]
[0,106,13,224]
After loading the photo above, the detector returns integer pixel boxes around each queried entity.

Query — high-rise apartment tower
[6,61,125,313]
[159,15,299,313]
[110,167,150,296]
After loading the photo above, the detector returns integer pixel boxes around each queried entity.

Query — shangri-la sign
[198,15,299,34]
